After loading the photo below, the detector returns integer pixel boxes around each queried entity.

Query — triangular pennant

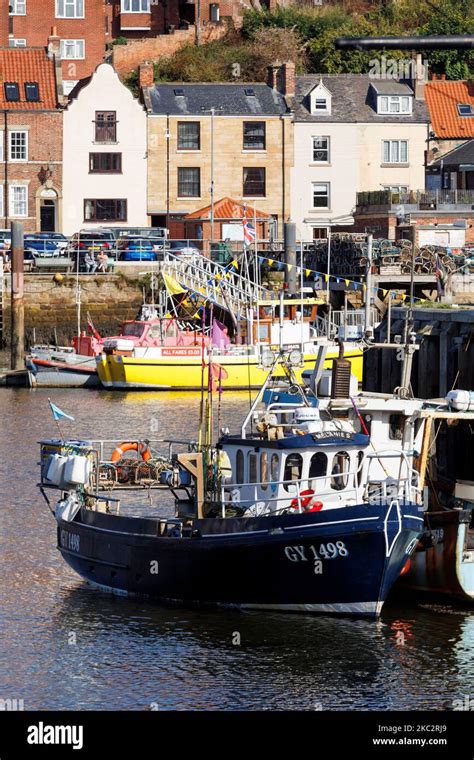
[305,269,311,278]
[382,289,388,297]
[268,259,274,267]
[324,274,329,283]
[287,264,293,272]
[231,260,239,269]
[345,279,350,287]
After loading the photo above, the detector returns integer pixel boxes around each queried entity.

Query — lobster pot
[46,454,69,487]
[446,390,474,412]
[63,455,92,487]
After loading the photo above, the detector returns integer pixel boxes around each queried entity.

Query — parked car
[165,240,201,257]
[67,230,116,269]
[24,234,62,257]
[0,230,11,250]
[117,236,164,262]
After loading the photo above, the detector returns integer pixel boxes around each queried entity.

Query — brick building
[108,0,242,38]
[0,47,63,232]
[1,0,107,94]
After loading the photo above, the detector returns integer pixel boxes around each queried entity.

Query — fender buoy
[111,441,151,463]
[290,489,323,512]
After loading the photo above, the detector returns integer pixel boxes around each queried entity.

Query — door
[40,200,56,232]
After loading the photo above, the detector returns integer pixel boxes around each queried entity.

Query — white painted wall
[358,122,427,194]
[62,63,147,236]
[291,122,358,240]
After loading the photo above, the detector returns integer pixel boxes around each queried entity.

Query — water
[0,388,473,711]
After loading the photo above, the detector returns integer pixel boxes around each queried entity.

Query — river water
[0,388,473,711]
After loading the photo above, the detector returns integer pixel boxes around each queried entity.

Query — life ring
[290,489,323,512]
[111,441,151,463]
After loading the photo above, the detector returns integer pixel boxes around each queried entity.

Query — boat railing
[365,448,422,505]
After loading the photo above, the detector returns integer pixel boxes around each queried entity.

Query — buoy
[53,272,64,283]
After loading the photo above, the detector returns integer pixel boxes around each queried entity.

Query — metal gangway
[161,251,272,315]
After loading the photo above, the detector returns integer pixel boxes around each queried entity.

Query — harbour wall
[1,273,145,348]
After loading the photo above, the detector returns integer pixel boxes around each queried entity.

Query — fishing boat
[39,348,426,618]
[96,297,363,390]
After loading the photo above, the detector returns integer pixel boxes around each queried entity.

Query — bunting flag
[306,269,311,277]
[162,274,186,296]
[345,279,350,286]
[324,274,329,283]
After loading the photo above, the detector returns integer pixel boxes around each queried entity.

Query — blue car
[24,234,64,257]
[117,237,163,262]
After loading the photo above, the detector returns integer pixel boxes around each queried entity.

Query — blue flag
[49,400,75,422]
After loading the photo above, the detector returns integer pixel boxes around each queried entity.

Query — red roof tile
[425,80,474,139]
[0,48,58,110]
[186,197,270,220]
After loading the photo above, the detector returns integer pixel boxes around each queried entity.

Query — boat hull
[96,348,363,391]
[394,509,474,604]
[57,501,422,617]
[28,357,100,388]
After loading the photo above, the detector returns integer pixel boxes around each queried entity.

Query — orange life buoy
[111,441,151,463]
[290,489,323,512]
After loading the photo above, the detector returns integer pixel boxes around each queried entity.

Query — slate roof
[431,138,474,168]
[145,83,288,116]
[425,80,474,139]
[0,47,58,110]
[289,74,429,123]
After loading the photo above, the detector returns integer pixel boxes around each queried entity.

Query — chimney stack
[267,61,295,97]
[267,62,281,91]
[413,53,426,101]
[138,61,154,90]
[48,27,64,104]
[48,26,60,58]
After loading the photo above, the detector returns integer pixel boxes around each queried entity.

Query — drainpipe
[4,111,8,228]
[166,113,170,232]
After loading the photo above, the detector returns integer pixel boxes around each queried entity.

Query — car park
[24,234,62,257]
[117,236,164,262]
[165,240,201,257]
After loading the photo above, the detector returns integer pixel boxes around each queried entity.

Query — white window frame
[312,182,330,209]
[121,0,150,11]
[378,95,412,115]
[382,140,408,164]
[9,185,28,218]
[382,185,409,195]
[312,136,330,163]
[56,0,84,18]
[9,39,27,47]
[60,39,85,59]
[9,131,28,162]
[10,0,26,15]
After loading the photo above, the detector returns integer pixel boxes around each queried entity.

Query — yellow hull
[97,347,363,390]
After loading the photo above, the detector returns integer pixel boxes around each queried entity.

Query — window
[9,39,27,47]
[9,131,28,161]
[243,122,266,151]
[121,0,150,10]
[177,122,200,151]
[60,40,85,59]
[9,185,28,217]
[63,80,78,96]
[383,185,408,198]
[314,98,327,111]
[95,112,117,142]
[382,140,408,164]
[84,199,127,222]
[25,83,40,102]
[89,153,122,173]
[312,182,329,208]
[457,103,473,117]
[236,450,244,484]
[283,453,303,491]
[56,0,84,17]
[378,95,412,114]
[10,0,26,14]
[4,83,19,102]
[312,136,329,162]
[249,453,258,483]
[177,167,200,198]
[309,452,327,488]
[270,453,279,482]
[260,452,268,490]
[331,451,350,491]
[389,414,405,441]
[243,167,265,197]
[313,227,327,240]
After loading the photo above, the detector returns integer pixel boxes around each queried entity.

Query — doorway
[40,200,56,231]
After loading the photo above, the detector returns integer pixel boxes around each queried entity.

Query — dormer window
[309,81,332,115]
[377,95,412,115]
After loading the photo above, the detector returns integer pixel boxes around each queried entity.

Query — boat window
[260,452,268,490]
[271,453,279,482]
[249,453,258,483]
[389,414,405,440]
[331,451,350,491]
[357,451,364,487]
[121,323,145,338]
[309,452,327,487]
[354,413,372,435]
[147,325,162,340]
[284,453,303,491]
[236,450,244,484]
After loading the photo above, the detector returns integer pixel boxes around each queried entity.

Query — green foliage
[112,36,128,46]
